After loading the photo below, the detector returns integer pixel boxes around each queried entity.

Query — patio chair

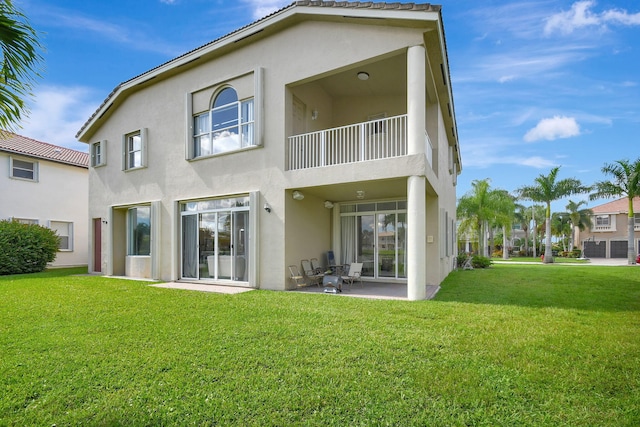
[301,259,323,286]
[310,258,323,274]
[288,265,306,287]
[326,250,347,275]
[341,262,363,288]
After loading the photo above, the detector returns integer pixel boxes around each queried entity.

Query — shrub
[492,250,503,258]
[456,253,470,268]
[471,255,492,269]
[0,220,59,275]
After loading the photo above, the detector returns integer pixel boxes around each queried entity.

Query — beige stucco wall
[0,152,89,267]
[83,16,458,290]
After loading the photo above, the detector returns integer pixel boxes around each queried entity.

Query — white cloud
[242,0,290,20]
[524,116,581,142]
[544,1,640,35]
[17,85,101,152]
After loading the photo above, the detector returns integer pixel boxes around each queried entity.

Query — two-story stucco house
[580,197,640,259]
[76,1,461,300]
[0,131,89,268]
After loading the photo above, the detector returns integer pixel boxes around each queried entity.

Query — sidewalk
[493,258,633,266]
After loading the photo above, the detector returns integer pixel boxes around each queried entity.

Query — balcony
[287,115,433,171]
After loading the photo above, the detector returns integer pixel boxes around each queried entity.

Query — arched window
[193,86,254,158]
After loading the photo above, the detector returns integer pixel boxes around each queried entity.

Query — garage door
[610,241,628,258]
[583,241,606,258]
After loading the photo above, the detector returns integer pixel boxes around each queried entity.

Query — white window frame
[49,220,73,251]
[192,87,255,159]
[596,215,610,227]
[91,140,107,167]
[122,129,148,171]
[12,217,38,225]
[9,156,38,181]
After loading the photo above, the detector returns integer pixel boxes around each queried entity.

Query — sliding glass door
[180,196,250,282]
[341,201,407,280]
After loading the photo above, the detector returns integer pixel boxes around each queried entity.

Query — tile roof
[591,197,640,214]
[0,131,88,168]
[77,1,440,139]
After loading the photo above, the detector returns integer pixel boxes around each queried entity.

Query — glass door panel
[199,213,216,278]
[217,213,232,279]
[358,215,375,277]
[182,214,198,279]
[233,211,249,281]
[397,213,407,278]
[377,213,396,278]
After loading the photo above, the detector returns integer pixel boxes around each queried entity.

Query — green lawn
[1,265,639,426]
[494,256,590,264]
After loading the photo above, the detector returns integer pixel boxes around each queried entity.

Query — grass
[1,265,639,426]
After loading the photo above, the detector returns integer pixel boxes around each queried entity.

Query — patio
[292,281,440,300]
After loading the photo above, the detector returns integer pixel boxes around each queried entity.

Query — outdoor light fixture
[264,203,271,213]
[357,71,369,81]
[356,190,365,199]
[324,201,334,209]
[292,190,305,201]
[311,109,319,120]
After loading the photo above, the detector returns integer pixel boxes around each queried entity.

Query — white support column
[407,175,427,300]
[407,45,426,156]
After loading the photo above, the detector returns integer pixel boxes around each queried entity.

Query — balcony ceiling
[318,53,407,97]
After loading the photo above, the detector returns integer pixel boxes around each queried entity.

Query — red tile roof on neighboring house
[591,197,640,214]
[0,131,88,168]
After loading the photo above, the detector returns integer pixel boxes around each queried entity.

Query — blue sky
[15,0,640,210]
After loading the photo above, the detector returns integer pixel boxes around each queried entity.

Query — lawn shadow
[435,264,640,312]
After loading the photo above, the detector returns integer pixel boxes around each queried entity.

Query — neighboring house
[0,131,89,267]
[579,197,640,258]
[76,1,461,300]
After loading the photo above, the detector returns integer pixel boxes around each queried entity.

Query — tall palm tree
[457,179,493,257]
[517,167,589,263]
[492,190,516,260]
[565,200,593,252]
[590,158,640,265]
[530,204,546,257]
[513,204,529,256]
[0,0,42,130]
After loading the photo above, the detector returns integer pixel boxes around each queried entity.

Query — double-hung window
[596,215,610,227]
[91,140,106,167]
[10,157,38,181]
[193,87,254,158]
[50,221,73,251]
[122,129,148,171]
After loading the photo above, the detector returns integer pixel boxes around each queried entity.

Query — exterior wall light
[264,203,271,213]
[324,201,334,209]
[292,190,305,200]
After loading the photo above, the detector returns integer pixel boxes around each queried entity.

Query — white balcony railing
[287,115,409,170]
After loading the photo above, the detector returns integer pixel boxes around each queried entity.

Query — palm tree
[457,179,492,257]
[492,190,516,260]
[530,204,546,258]
[517,167,590,263]
[565,200,593,252]
[590,158,640,265]
[513,204,529,256]
[551,212,571,252]
[0,0,42,130]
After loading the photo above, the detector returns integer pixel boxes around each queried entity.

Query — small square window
[50,221,73,251]
[10,157,38,181]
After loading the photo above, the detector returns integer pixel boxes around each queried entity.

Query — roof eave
[76,2,444,142]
